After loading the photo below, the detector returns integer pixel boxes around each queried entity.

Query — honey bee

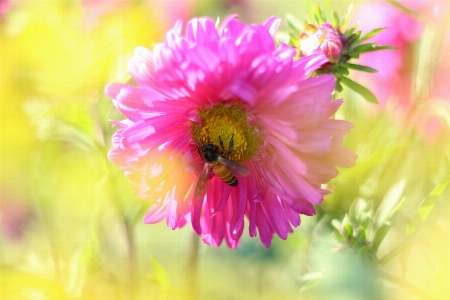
[194,136,250,200]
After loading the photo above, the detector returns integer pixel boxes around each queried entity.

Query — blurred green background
[0,0,449,299]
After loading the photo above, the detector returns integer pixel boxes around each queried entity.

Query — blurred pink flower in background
[0,198,32,241]
[82,0,194,27]
[353,0,450,142]
[106,15,355,248]
[353,0,424,107]
[82,0,127,26]
[0,0,9,19]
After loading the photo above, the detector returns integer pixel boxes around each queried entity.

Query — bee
[194,135,250,200]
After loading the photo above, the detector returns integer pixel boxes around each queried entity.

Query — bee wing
[194,163,211,201]
[217,156,250,177]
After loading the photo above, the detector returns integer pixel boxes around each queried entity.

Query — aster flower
[106,15,356,248]
[353,0,450,143]
[286,4,396,104]
[299,23,343,63]
[352,0,423,106]
[0,199,32,241]
[0,0,9,19]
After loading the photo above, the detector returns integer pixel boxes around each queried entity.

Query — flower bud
[300,22,344,63]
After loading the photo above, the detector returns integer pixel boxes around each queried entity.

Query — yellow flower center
[191,104,261,162]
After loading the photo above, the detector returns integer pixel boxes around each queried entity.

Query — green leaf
[351,42,376,54]
[375,180,407,229]
[364,45,397,52]
[359,228,368,244]
[286,15,302,35]
[215,16,220,29]
[313,4,326,24]
[333,65,350,76]
[23,100,99,152]
[371,180,407,252]
[149,257,169,288]
[416,179,449,222]
[300,272,326,281]
[332,11,339,28]
[352,44,396,55]
[300,279,322,291]
[289,32,299,47]
[345,21,359,37]
[335,80,343,93]
[341,62,378,73]
[352,237,362,249]
[372,223,391,253]
[331,219,343,232]
[432,104,450,129]
[400,243,412,277]
[305,0,313,24]
[348,198,359,220]
[344,223,353,239]
[385,0,423,21]
[347,31,361,45]
[341,3,354,30]
[379,231,421,265]
[339,75,379,104]
[357,246,371,258]
[357,27,387,44]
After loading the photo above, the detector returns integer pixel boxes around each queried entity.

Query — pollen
[191,104,261,162]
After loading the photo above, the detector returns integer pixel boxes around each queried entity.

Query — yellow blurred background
[0,1,449,299]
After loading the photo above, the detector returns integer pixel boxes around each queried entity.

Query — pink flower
[353,1,423,105]
[353,1,450,143]
[0,200,32,241]
[300,23,344,63]
[0,0,9,19]
[106,15,356,248]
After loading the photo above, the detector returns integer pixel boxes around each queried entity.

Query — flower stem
[98,130,137,298]
[379,270,435,300]
[188,232,200,300]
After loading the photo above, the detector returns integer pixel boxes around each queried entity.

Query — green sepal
[149,256,169,287]
[357,27,387,44]
[332,11,340,28]
[346,31,361,45]
[363,45,397,52]
[345,21,359,37]
[339,75,379,104]
[335,80,343,93]
[333,65,350,76]
[286,15,302,35]
[313,4,326,24]
[341,63,378,73]
[341,3,354,30]
[416,179,449,223]
[289,32,299,47]
[353,43,397,55]
[351,43,376,54]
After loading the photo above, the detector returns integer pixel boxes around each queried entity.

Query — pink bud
[300,23,344,63]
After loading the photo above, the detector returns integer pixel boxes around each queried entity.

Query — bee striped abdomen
[213,163,238,186]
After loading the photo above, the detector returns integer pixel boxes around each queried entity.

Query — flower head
[106,15,356,248]
[0,199,32,241]
[300,23,344,63]
[353,1,423,105]
[0,0,9,20]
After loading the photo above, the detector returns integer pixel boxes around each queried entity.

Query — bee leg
[227,133,234,157]
[197,144,203,159]
[219,136,225,154]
